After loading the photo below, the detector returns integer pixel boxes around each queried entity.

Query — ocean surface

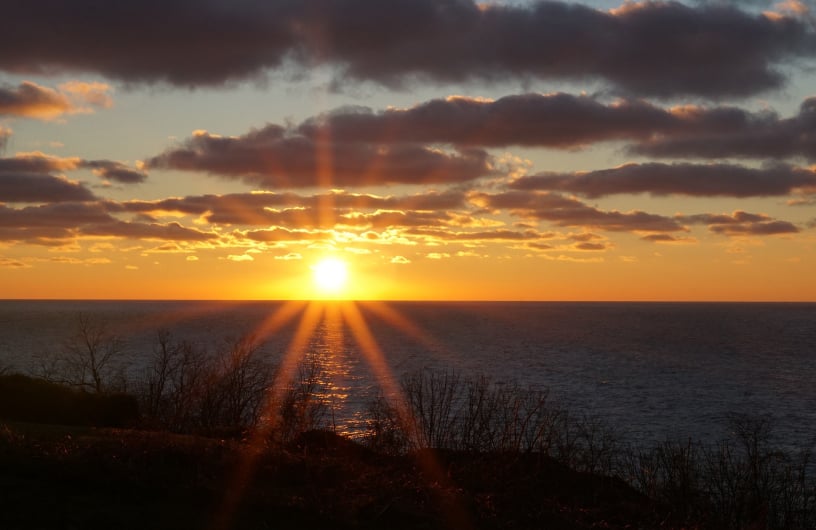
[1,300,814,448]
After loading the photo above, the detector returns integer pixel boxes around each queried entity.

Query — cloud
[406,228,548,242]
[121,189,467,228]
[240,227,333,243]
[227,254,254,262]
[0,172,97,202]
[82,160,147,184]
[275,252,302,260]
[510,162,816,198]
[290,0,816,98]
[78,221,218,241]
[682,210,800,236]
[632,97,816,161]
[49,256,111,265]
[58,81,113,109]
[0,153,146,191]
[473,191,686,233]
[0,202,218,244]
[0,256,30,268]
[298,93,783,149]
[574,242,606,251]
[146,128,495,187]
[0,80,112,120]
[0,152,79,173]
[2,1,813,97]
[0,202,114,229]
[298,94,687,148]
[641,234,696,244]
[391,255,410,264]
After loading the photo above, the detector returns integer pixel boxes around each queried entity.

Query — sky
[1,0,816,301]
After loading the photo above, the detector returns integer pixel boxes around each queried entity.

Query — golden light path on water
[210,299,473,530]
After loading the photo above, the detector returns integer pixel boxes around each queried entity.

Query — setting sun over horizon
[310,257,350,298]
[1,0,815,302]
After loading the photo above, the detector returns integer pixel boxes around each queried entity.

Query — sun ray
[214,299,473,530]
[361,300,452,357]
[340,301,474,529]
[211,301,325,530]
[339,301,403,404]
[246,299,308,343]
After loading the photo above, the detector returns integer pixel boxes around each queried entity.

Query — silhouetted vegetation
[36,313,128,393]
[2,318,814,529]
[362,368,816,530]
[0,373,137,427]
[137,330,275,436]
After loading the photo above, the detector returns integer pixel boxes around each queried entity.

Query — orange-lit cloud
[0,81,112,120]
[0,152,146,196]
[121,190,467,223]
[473,191,686,233]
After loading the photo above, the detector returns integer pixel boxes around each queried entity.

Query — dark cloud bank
[2,0,814,97]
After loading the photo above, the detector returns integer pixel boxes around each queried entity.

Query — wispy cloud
[0,81,112,120]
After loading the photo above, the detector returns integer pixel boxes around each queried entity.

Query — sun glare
[312,257,349,294]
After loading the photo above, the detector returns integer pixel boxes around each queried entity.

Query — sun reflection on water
[210,298,469,530]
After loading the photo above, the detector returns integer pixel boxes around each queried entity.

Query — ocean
[1,300,814,448]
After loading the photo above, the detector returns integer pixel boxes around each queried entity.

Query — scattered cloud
[0,80,112,120]
[275,252,302,260]
[631,97,816,161]
[0,152,146,201]
[122,190,467,225]
[298,93,692,148]
[146,127,496,188]
[0,172,97,202]
[227,254,254,262]
[641,234,697,244]
[473,191,686,233]
[0,256,29,268]
[511,162,816,198]
[574,242,606,251]
[391,255,410,264]
[682,211,800,236]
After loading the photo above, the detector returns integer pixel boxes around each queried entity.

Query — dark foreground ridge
[0,424,656,530]
[2,367,814,529]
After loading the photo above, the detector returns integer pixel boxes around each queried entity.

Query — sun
[312,257,349,294]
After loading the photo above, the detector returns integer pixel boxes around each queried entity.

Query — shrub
[137,330,275,436]
[0,373,138,427]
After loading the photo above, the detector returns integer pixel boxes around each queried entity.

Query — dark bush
[0,373,138,427]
